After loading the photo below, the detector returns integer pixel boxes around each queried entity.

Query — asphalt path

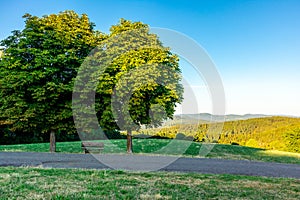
[0,152,299,179]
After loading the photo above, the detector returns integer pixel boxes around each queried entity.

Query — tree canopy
[0,12,183,153]
[0,11,105,150]
[73,19,183,153]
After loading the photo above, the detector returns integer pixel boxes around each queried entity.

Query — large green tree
[0,11,104,151]
[73,19,183,153]
[0,13,183,153]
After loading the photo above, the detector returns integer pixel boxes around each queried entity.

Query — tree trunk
[127,129,133,154]
[50,130,56,153]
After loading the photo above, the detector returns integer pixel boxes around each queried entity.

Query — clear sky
[1,0,300,116]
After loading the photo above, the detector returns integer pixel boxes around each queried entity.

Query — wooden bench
[81,142,104,154]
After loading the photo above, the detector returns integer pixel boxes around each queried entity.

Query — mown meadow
[0,167,299,199]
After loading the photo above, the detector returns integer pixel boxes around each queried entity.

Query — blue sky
[1,0,300,116]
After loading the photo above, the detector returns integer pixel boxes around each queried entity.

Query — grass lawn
[0,166,299,199]
[0,139,299,164]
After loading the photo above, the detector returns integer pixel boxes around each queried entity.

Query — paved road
[0,152,299,179]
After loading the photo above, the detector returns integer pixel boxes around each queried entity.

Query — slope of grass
[0,139,299,164]
[0,167,299,199]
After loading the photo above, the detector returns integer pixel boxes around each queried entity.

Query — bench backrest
[81,142,104,148]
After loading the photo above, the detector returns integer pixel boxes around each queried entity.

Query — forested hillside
[137,117,300,153]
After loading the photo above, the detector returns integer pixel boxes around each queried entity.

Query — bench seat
[81,142,104,154]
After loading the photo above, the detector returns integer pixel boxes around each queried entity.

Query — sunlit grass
[261,150,300,158]
[0,166,299,199]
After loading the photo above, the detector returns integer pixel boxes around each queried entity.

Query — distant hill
[163,113,269,126]
[176,113,269,121]
[139,115,300,153]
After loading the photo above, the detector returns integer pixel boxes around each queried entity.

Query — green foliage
[0,11,104,138]
[74,19,183,139]
[284,128,300,153]
[0,13,182,151]
[136,125,179,139]
[218,117,300,153]
[245,139,259,148]
[103,20,183,132]
[268,140,284,150]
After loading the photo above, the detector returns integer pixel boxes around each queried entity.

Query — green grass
[0,166,299,199]
[0,139,299,164]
